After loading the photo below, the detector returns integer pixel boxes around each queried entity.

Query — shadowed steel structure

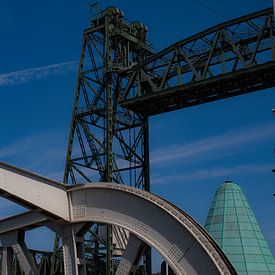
[56,6,275,274]
[59,6,153,274]
[0,162,237,275]
[1,5,275,275]
[120,8,275,115]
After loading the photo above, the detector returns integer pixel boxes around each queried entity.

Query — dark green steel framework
[52,6,154,275]
[0,248,56,274]
[57,7,275,274]
[3,6,275,275]
[121,8,275,115]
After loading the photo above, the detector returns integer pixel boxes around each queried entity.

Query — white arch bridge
[0,162,236,275]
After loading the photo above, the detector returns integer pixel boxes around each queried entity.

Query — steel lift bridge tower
[0,5,275,275]
[50,5,275,274]
[58,6,153,274]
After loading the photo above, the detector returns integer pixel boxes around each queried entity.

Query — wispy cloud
[0,131,67,181]
[152,163,273,185]
[151,122,275,164]
[0,136,35,158]
[0,61,77,86]
[0,132,63,158]
[0,130,99,182]
[0,131,67,219]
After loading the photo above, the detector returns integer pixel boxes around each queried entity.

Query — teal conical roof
[205,180,275,275]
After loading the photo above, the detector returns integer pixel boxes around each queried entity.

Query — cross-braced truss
[121,8,275,115]
[1,5,275,275]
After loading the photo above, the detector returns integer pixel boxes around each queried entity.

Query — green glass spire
[205,180,275,275]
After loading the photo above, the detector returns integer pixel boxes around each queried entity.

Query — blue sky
[0,0,275,271]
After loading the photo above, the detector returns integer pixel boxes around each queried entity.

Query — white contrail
[0,61,78,86]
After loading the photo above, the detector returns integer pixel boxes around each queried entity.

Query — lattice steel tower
[50,4,275,274]
[61,5,153,274]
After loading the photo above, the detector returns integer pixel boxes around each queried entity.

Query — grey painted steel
[12,242,40,275]
[1,247,13,275]
[116,233,146,274]
[68,184,235,275]
[113,226,129,256]
[0,162,69,220]
[0,211,47,235]
[62,224,87,275]
[1,231,39,275]
[0,163,236,274]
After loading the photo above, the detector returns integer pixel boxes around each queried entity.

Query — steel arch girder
[0,163,236,274]
[68,184,236,275]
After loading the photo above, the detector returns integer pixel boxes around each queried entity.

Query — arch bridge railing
[119,8,275,115]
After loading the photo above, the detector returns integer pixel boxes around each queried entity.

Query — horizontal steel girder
[123,61,275,115]
[0,211,47,235]
[120,8,275,115]
[0,163,236,274]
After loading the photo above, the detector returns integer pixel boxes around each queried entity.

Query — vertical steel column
[143,115,152,274]
[63,36,88,184]
[104,12,114,275]
[50,36,88,275]
[62,225,87,275]
[143,116,150,193]
[1,247,13,275]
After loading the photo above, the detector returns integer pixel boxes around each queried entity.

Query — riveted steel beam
[0,162,69,220]
[115,233,147,274]
[68,183,237,275]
